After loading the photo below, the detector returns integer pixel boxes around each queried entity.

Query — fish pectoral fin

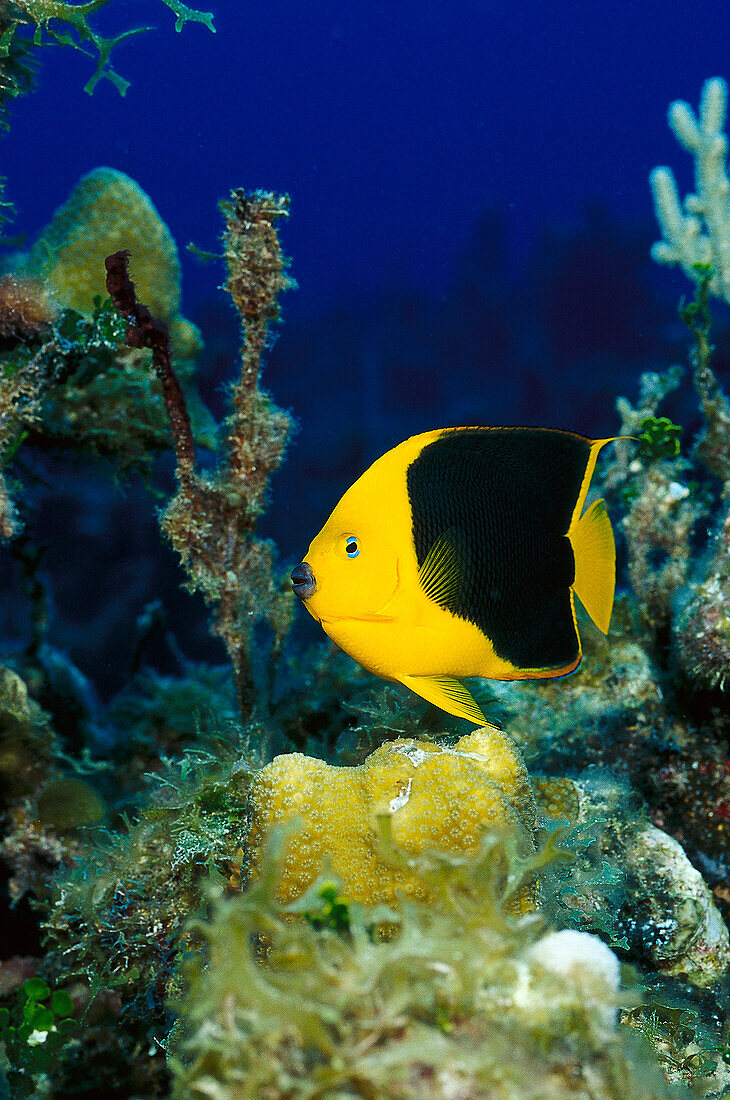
[400,674,495,727]
[417,528,465,607]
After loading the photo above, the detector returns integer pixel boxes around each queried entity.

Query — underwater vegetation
[170,827,684,1100]
[3,44,730,1100]
[0,0,214,120]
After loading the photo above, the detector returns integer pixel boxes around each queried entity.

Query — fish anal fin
[400,674,495,727]
[417,528,464,607]
[570,498,615,634]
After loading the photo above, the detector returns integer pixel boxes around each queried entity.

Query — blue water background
[3,0,730,692]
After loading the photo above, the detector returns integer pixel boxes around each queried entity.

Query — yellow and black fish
[291,426,616,725]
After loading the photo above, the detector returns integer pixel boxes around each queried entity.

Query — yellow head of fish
[292,427,616,726]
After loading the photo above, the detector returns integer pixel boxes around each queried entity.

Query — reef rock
[624,823,730,987]
[566,777,730,988]
[20,167,201,361]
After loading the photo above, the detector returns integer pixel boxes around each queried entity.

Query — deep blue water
[3,0,730,693]
[5,0,730,317]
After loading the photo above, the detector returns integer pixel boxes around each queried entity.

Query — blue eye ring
[345,535,360,558]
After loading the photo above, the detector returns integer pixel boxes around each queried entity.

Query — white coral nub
[511,930,621,1045]
[651,77,730,304]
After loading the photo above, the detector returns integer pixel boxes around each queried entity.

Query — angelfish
[291,427,616,726]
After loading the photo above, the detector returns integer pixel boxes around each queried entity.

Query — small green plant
[637,415,682,461]
[3,0,215,99]
[53,296,128,377]
[0,977,75,1092]
[680,262,714,374]
[303,881,352,934]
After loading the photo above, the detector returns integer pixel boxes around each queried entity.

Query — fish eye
[345,535,360,558]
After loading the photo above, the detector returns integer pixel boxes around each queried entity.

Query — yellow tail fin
[569,499,615,634]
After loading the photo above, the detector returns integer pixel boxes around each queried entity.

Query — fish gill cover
[1,6,730,1099]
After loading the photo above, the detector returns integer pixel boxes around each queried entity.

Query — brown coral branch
[105,250,195,483]
[104,197,295,723]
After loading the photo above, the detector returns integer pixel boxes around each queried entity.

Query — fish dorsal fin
[570,498,615,634]
[400,673,496,728]
[417,528,464,607]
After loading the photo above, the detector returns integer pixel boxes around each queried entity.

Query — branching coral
[651,78,730,305]
[121,190,297,721]
[105,249,197,481]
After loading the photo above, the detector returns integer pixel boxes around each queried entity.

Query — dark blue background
[5,0,729,318]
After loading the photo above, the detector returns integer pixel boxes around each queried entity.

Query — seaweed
[1,0,214,101]
[170,824,687,1100]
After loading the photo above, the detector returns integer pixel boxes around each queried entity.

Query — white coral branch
[650,77,730,304]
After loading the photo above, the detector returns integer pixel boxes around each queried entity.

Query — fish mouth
[291,561,317,600]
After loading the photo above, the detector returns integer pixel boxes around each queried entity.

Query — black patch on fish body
[406,427,592,671]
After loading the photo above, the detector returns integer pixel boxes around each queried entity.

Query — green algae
[3,0,214,101]
[169,824,688,1100]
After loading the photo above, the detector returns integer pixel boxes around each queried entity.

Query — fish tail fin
[569,498,615,634]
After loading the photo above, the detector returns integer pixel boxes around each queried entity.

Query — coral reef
[5,72,730,1100]
[245,728,538,910]
[20,167,202,362]
[170,830,685,1100]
